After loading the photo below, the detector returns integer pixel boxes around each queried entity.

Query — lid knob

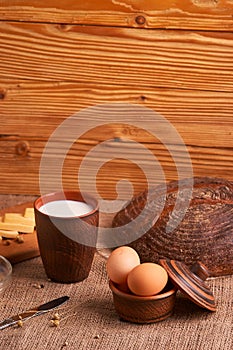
[160,259,217,312]
[190,261,209,281]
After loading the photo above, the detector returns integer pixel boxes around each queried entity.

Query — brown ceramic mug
[34,191,99,283]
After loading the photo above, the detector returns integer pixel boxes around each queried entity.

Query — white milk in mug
[39,200,93,217]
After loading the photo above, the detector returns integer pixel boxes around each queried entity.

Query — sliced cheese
[4,213,22,219]
[0,222,34,233]
[4,213,35,226]
[0,229,19,238]
[24,208,35,219]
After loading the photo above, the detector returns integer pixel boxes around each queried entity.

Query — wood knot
[15,141,30,156]
[0,90,6,100]
[139,95,147,102]
[57,24,72,32]
[135,15,146,26]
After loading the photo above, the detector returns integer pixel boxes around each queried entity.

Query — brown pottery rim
[109,280,177,301]
[34,190,99,219]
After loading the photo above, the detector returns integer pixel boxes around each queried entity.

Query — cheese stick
[24,208,35,219]
[4,213,35,226]
[4,213,22,219]
[0,229,19,239]
[0,222,34,233]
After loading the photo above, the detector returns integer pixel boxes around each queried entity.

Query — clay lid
[160,259,217,312]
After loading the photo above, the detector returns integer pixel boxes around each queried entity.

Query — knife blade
[0,295,69,330]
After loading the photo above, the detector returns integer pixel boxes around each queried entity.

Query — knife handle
[0,318,15,330]
[0,310,38,330]
[0,295,69,330]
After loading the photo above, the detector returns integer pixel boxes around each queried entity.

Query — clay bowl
[109,280,177,323]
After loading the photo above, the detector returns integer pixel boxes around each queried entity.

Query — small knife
[0,295,69,330]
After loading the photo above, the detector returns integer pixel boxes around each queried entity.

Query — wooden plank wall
[0,1,233,198]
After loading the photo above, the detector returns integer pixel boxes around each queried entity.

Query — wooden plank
[0,146,232,196]
[0,132,232,197]
[0,0,233,30]
[0,81,233,146]
[0,23,233,92]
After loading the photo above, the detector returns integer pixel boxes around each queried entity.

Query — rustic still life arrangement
[1,1,233,348]
[0,176,232,328]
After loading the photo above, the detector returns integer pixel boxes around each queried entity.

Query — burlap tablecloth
[0,195,232,350]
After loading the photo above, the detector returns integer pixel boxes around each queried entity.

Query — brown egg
[127,263,168,297]
[106,246,140,285]
[116,280,131,293]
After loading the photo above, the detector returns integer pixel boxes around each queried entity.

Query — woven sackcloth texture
[0,195,232,350]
